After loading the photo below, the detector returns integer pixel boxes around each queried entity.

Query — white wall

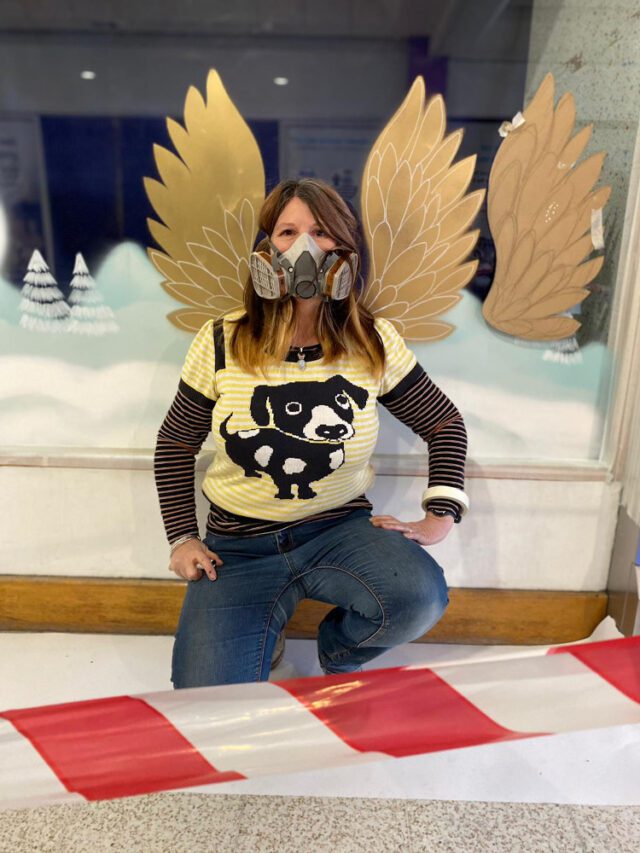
[0,461,618,591]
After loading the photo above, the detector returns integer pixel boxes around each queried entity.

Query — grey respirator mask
[249,233,358,301]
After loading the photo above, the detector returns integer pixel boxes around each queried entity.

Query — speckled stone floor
[1,794,639,852]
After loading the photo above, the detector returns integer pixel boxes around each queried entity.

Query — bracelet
[169,534,200,556]
[421,486,469,516]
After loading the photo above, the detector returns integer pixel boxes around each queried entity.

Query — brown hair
[227,179,385,380]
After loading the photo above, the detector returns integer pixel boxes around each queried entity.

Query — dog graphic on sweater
[220,375,369,500]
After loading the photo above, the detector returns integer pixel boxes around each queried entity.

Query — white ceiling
[0,1,534,119]
[0,0,532,41]
[0,0,449,38]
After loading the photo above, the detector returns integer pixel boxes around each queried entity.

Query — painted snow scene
[0,242,189,450]
[0,238,611,459]
[19,250,118,336]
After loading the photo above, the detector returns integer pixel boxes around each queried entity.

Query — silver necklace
[297,347,306,371]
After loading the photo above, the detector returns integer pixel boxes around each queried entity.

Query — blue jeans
[171,508,449,688]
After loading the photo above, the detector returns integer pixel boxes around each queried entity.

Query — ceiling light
[273,77,289,86]
[81,71,96,80]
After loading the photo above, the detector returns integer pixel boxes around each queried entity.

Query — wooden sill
[0,577,608,646]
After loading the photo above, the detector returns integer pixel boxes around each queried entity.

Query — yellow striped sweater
[154,310,468,541]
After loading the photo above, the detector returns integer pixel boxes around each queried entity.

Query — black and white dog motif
[220,375,369,500]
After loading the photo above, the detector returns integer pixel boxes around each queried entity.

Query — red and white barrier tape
[1,636,638,811]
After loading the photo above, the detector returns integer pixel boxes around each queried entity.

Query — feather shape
[145,70,265,330]
[483,73,609,341]
[360,77,483,341]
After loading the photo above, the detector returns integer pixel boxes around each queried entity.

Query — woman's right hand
[169,539,223,582]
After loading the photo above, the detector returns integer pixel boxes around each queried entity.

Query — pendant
[297,347,306,370]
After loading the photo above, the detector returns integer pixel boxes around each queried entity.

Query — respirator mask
[250,233,358,301]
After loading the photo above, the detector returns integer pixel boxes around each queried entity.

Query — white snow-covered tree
[19,249,70,333]
[67,253,119,335]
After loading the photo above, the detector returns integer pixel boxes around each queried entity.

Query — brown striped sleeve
[153,379,214,545]
[378,363,468,521]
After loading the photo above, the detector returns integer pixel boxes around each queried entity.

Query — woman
[154,178,469,687]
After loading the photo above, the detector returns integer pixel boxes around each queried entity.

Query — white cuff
[421,486,469,516]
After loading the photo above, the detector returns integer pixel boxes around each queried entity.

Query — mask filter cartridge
[250,232,357,301]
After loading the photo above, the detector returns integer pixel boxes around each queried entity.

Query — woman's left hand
[370,512,454,545]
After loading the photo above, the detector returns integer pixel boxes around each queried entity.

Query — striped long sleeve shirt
[154,311,468,542]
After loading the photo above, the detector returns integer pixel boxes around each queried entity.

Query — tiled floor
[1,622,639,851]
[1,794,639,852]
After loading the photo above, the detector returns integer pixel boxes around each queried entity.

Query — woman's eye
[279,229,295,236]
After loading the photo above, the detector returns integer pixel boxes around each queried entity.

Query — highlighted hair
[227,179,385,381]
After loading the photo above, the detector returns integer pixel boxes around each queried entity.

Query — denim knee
[385,555,449,642]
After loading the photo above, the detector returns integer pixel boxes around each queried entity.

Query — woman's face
[270,197,337,254]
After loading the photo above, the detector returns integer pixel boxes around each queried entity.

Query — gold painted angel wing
[483,72,610,341]
[145,69,265,331]
[360,76,484,341]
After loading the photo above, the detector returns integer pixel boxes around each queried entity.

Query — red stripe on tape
[0,695,243,800]
[280,667,527,757]
[550,636,640,704]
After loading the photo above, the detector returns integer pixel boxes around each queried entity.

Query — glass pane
[0,0,636,462]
